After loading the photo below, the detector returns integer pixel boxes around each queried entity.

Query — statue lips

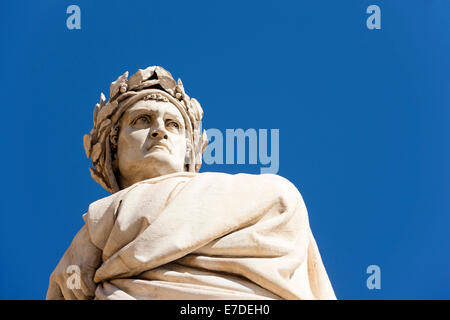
[147,142,171,154]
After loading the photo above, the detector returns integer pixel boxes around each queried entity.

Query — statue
[46,66,336,300]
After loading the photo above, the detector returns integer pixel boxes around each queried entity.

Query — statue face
[116,99,187,188]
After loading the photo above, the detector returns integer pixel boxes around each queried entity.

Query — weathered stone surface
[46,66,336,301]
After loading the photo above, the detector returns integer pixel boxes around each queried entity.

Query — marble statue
[46,66,336,300]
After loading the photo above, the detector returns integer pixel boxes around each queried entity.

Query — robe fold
[47,172,336,300]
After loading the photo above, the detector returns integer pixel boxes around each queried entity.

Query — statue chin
[143,153,183,173]
[124,158,183,184]
[144,146,171,158]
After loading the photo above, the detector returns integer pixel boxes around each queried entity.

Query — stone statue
[46,66,336,300]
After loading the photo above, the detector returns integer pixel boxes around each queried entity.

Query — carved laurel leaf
[201,129,208,153]
[100,92,106,107]
[109,71,129,100]
[177,78,184,91]
[83,134,92,158]
[187,108,196,128]
[133,79,160,91]
[155,66,173,79]
[93,103,100,127]
[117,91,138,103]
[91,142,103,164]
[89,167,112,193]
[104,137,119,192]
[96,101,118,125]
[98,148,106,173]
[166,88,175,96]
[159,76,177,93]
[190,98,203,121]
[128,66,156,90]
[98,118,112,135]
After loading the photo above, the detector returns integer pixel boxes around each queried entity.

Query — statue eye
[133,116,150,126]
[167,121,179,129]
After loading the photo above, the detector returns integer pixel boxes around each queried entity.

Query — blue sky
[0,0,449,299]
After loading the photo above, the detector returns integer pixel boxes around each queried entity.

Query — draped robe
[47,172,336,300]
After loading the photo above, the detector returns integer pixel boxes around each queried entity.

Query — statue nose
[150,118,168,139]
[151,129,168,139]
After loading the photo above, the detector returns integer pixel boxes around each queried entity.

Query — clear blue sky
[0,0,449,299]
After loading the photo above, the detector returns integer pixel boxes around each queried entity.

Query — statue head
[83,66,208,193]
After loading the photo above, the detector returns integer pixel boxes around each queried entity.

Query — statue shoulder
[85,173,194,222]
[258,173,300,191]
[83,187,131,228]
[195,172,304,203]
[86,192,121,219]
[83,189,130,250]
[257,173,304,203]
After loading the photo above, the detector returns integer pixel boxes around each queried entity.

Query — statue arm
[46,224,102,300]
